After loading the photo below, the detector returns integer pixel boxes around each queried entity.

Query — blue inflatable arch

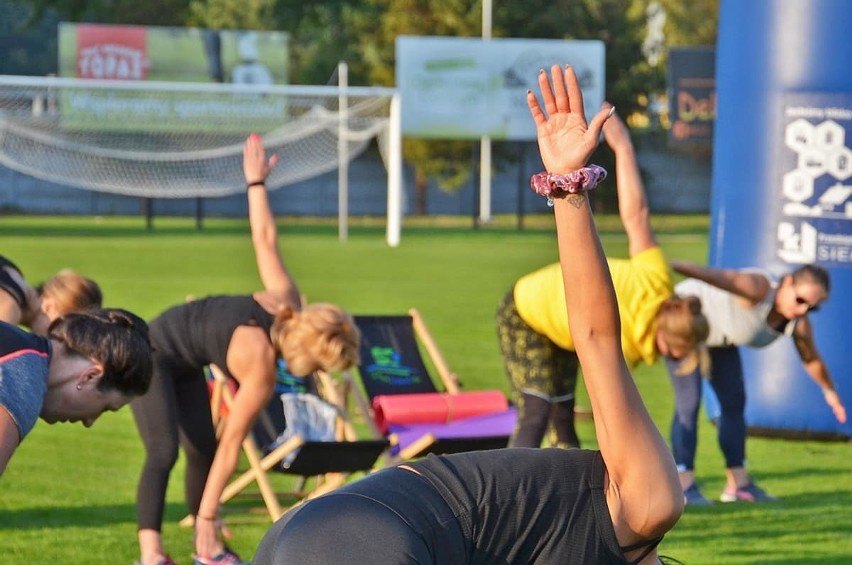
[708,0,852,439]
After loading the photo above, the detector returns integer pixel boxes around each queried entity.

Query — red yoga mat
[372,391,509,434]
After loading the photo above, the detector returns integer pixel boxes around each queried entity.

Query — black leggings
[130,349,217,531]
[253,468,467,565]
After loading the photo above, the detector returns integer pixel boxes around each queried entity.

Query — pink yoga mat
[372,391,509,434]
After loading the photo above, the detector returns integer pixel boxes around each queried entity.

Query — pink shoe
[192,546,250,565]
[720,482,778,503]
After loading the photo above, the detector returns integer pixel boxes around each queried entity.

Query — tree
[655,0,718,47]
[187,0,275,30]
[266,1,362,85]
[495,0,662,123]
[345,0,484,214]
[13,0,190,26]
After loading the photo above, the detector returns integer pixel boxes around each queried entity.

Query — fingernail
[607,106,616,117]
[539,69,545,74]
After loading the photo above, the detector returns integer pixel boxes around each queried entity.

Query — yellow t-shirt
[513,246,673,367]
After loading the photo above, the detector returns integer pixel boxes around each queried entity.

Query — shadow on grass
[673,486,852,563]
[0,502,188,530]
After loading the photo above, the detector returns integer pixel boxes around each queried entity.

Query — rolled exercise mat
[372,391,509,434]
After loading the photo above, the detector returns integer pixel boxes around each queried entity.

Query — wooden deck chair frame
[185,365,388,523]
[347,308,514,462]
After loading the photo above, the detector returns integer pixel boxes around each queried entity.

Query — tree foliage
[655,0,718,47]
[271,1,361,85]
[13,0,190,26]
[495,0,663,120]
[187,0,274,30]
[345,0,485,213]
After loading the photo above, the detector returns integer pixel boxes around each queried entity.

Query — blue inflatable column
[709,0,852,437]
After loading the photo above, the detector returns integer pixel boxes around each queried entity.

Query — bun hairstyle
[48,308,153,397]
[38,270,103,315]
[656,295,711,376]
[271,303,361,377]
[791,263,831,294]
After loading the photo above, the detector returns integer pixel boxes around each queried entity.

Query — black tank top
[0,255,28,309]
[149,295,276,379]
[411,448,648,564]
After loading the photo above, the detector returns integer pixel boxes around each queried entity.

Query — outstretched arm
[243,134,301,308]
[670,260,770,305]
[528,65,682,544]
[602,110,656,256]
[791,316,847,423]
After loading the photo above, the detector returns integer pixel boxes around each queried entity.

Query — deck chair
[202,364,390,522]
[348,309,516,461]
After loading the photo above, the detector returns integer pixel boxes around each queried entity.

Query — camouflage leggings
[496,290,579,448]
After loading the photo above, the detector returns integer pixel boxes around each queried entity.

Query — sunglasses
[795,296,820,313]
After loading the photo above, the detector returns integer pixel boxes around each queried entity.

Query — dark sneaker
[720,482,779,503]
[193,546,250,565]
[683,482,712,506]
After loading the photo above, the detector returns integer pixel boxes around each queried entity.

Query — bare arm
[194,327,277,557]
[670,260,770,305]
[243,134,301,308]
[792,317,847,423]
[602,110,656,256]
[0,407,20,476]
[529,65,682,544]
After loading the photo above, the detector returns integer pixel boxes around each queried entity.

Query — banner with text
[776,93,852,267]
[667,46,715,147]
[57,23,289,132]
[395,36,605,141]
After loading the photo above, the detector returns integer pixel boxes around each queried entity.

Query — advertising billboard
[667,46,715,146]
[395,36,605,141]
[56,23,290,132]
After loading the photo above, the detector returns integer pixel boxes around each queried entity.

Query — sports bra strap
[621,535,664,565]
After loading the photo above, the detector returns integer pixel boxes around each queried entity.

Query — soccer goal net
[0,75,397,200]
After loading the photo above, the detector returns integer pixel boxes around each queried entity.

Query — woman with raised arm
[665,260,846,504]
[252,64,683,565]
[131,134,361,565]
[498,109,709,451]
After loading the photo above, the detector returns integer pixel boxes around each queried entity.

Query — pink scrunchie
[529,165,608,199]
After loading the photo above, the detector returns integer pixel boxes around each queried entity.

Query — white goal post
[0,75,403,246]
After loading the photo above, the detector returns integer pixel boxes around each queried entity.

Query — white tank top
[675,270,795,348]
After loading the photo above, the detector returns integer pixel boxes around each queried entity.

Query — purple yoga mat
[388,407,517,452]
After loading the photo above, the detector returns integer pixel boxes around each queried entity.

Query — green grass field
[0,214,849,564]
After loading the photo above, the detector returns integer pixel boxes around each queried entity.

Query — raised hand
[526,64,613,174]
[602,107,633,155]
[243,133,280,185]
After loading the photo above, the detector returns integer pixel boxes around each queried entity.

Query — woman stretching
[1,309,152,475]
[0,255,102,334]
[131,134,361,565]
[498,110,709,450]
[252,64,684,565]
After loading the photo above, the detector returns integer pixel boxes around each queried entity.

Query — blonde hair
[38,270,103,315]
[656,295,711,376]
[271,303,361,377]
